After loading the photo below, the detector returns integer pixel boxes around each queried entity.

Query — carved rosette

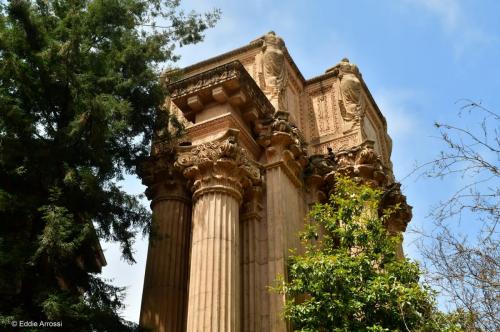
[175,130,262,202]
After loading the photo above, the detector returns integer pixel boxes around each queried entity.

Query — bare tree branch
[408,100,500,332]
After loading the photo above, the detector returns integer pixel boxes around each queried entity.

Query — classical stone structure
[138,32,412,332]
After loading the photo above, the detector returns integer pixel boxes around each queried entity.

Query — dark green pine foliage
[0,0,219,330]
[279,176,466,332]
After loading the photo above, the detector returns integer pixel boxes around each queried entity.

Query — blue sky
[101,0,500,322]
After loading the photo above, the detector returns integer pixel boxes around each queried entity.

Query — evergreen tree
[278,176,465,332]
[0,0,219,330]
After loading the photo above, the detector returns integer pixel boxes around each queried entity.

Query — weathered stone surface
[139,32,412,332]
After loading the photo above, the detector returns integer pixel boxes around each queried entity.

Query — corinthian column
[139,154,191,332]
[176,130,262,332]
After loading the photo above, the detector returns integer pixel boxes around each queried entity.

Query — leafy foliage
[278,176,463,332]
[0,0,219,329]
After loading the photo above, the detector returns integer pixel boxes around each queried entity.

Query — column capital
[175,129,262,203]
[256,111,308,187]
[333,140,389,187]
[305,141,412,232]
[138,152,190,206]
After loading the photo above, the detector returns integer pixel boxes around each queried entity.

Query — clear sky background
[100,0,500,322]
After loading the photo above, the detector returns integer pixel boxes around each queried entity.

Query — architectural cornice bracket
[167,61,274,129]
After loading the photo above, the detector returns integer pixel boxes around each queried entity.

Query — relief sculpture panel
[308,87,340,140]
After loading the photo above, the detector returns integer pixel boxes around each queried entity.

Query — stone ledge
[168,61,275,123]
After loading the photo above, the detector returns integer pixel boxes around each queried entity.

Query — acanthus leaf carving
[175,131,263,201]
[138,152,190,203]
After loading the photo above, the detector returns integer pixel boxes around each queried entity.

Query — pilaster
[240,186,264,332]
[257,111,307,332]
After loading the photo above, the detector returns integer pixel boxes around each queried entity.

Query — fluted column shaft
[265,165,289,332]
[187,186,241,331]
[241,187,263,332]
[140,172,191,332]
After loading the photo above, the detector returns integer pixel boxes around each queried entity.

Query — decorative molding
[311,132,360,155]
[168,61,275,119]
[187,113,262,159]
[137,152,190,206]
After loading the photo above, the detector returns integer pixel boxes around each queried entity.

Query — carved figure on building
[139,33,411,332]
[260,31,288,111]
[337,58,365,132]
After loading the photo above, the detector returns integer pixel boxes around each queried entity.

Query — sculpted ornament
[336,58,366,132]
[271,111,293,133]
[265,111,307,162]
[175,131,262,200]
[379,183,413,233]
[261,31,288,111]
[138,152,189,202]
[336,141,387,187]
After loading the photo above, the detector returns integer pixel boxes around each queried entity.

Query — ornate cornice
[167,61,275,121]
[176,41,263,75]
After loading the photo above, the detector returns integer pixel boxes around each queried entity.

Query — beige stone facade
[138,32,411,332]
